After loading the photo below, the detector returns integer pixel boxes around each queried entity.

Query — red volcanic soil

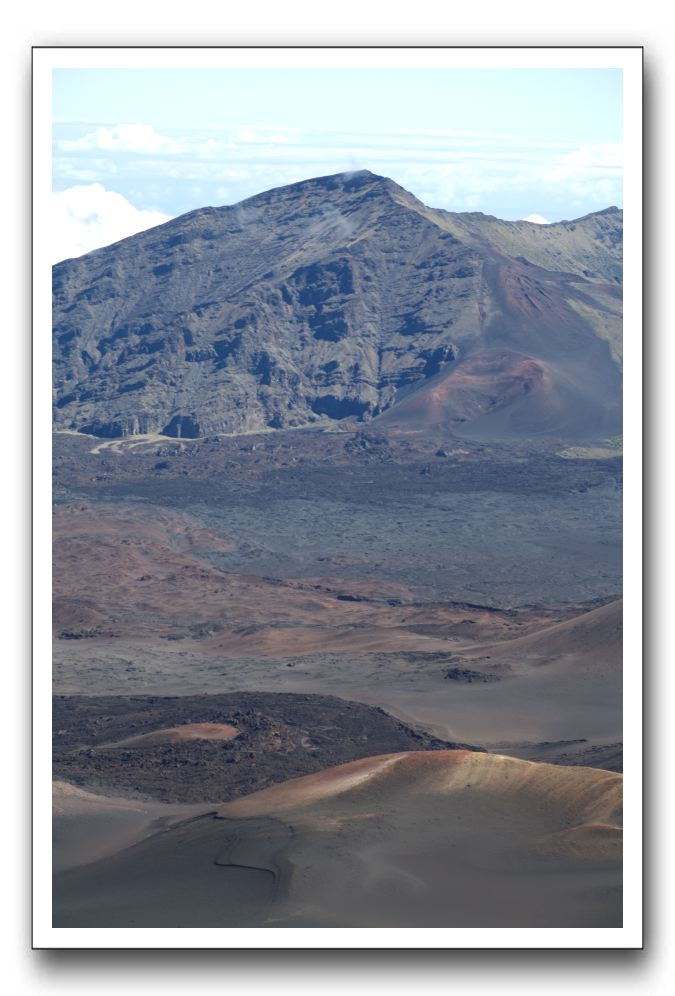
[376,350,556,434]
[424,351,547,419]
[376,331,620,440]
[98,722,240,749]
[53,502,552,655]
[492,263,567,322]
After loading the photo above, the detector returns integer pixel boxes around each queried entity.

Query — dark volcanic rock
[52,692,484,803]
[53,170,622,441]
[444,667,501,684]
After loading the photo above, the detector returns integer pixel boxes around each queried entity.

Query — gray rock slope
[53,170,622,440]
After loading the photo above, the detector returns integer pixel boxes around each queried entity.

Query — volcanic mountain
[53,170,622,441]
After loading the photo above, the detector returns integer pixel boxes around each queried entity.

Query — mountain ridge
[55,170,620,266]
[53,170,622,441]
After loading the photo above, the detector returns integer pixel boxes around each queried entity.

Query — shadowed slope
[52,780,204,872]
[54,750,622,928]
[510,597,621,658]
[459,598,622,677]
[419,600,622,749]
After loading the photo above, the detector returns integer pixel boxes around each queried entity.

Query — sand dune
[97,722,239,750]
[53,750,622,928]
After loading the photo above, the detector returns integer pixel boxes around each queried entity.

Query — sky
[52,68,623,262]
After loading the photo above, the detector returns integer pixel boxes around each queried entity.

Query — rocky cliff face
[52,170,622,440]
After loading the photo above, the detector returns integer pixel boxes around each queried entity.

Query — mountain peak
[570,205,622,222]
[238,169,408,209]
[52,171,623,442]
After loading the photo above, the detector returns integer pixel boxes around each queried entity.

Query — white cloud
[558,144,623,169]
[523,213,551,224]
[51,124,624,226]
[59,123,181,155]
[52,184,173,263]
[232,129,258,143]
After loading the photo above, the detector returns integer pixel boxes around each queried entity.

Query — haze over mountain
[53,170,622,442]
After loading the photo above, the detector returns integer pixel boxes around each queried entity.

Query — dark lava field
[53,692,480,804]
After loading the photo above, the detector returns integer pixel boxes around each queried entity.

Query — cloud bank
[53,121,623,225]
[59,123,181,155]
[52,183,172,263]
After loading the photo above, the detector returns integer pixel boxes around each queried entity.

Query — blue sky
[52,68,623,261]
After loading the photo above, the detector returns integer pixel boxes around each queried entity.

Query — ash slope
[54,751,622,928]
[53,170,622,441]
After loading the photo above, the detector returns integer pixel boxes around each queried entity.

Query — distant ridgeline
[53,170,622,442]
